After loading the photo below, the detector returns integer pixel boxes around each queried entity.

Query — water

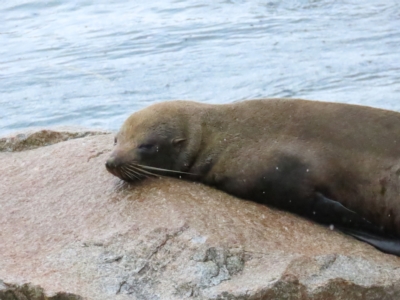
[1,0,399,136]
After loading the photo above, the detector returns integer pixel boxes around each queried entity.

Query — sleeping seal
[106,98,400,256]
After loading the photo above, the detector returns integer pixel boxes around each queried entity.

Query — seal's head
[105,101,201,182]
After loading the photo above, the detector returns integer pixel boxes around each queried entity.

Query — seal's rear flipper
[338,227,400,256]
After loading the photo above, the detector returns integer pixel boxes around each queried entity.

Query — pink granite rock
[1,129,400,300]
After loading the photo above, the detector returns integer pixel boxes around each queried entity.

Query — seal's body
[106,99,400,255]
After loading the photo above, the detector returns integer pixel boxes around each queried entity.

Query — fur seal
[106,98,400,256]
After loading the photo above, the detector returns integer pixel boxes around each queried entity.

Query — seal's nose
[105,157,117,171]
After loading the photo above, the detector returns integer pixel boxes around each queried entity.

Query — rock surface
[1,129,400,300]
[0,127,109,152]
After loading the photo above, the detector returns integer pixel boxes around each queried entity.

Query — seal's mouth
[105,159,196,182]
[105,160,160,182]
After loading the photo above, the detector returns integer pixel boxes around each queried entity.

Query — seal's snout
[105,157,119,175]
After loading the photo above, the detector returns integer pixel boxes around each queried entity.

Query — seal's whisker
[118,167,132,180]
[134,166,163,178]
[127,163,165,178]
[125,172,136,181]
[123,165,147,179]
[125,163,160,178]
[121,166,141,180]
[135,164,196,176]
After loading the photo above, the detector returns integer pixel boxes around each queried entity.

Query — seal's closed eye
[138,143,155,151]
[114,137,117,146]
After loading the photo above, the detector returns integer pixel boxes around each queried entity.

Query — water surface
[1,0,399,135]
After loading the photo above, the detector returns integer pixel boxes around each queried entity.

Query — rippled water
[1,0,399,135]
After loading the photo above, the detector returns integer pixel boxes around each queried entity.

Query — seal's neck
[184,104,229,177]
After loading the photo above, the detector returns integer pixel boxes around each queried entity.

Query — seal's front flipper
[338,227,400,256]
[309,193,400,256]
[309,193,383,235]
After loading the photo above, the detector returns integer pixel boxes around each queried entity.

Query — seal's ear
[172,138,186,147]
